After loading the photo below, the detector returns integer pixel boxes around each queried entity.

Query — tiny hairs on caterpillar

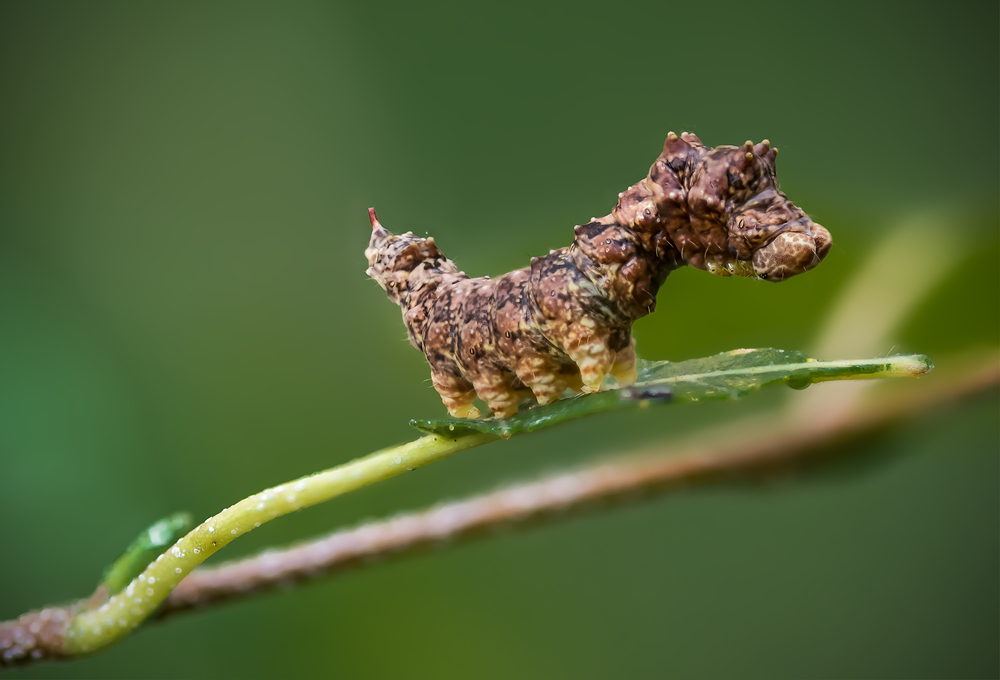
[365,132,832,420]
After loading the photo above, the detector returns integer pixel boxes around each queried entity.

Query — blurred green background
[1,1,997,678]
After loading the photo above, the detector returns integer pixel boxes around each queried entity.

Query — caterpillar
[365,132,831,420]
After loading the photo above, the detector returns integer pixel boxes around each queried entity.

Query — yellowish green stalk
[66,431,497,654]
[63,353,931,655]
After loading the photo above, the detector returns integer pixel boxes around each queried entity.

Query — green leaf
[100,513,193,596]
[410,349,932,438]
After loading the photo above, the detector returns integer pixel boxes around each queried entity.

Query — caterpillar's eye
[738,219,745,229]
[605,239,612,244]
[504,331,511,338]
[758,272,768,279]
[388,281,395,288]
[469,348,475,356]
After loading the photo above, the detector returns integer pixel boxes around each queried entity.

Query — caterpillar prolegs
[365,132,832,419]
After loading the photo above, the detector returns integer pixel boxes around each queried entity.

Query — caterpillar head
[364,208,457,306]
[638,134,831,282]
[728,210,831,282]
[721,140,831,282]
[691,139,832,281]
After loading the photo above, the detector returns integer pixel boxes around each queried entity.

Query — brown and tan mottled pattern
[365,133,831,419]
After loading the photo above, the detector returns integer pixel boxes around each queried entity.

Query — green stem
[100,513,193,596]
[61,352,932,655]
[65,431,498,654]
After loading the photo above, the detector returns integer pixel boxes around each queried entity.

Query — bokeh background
[1,1,997,678]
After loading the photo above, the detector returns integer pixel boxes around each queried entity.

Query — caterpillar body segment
[365,133,831,419]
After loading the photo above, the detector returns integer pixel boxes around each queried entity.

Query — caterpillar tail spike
[365,134,831,418]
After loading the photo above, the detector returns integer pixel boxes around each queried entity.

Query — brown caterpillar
[365,132,831,419]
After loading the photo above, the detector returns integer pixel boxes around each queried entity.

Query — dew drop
[786,377,811,391]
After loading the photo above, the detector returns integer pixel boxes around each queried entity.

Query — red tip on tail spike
[368,207,380,230]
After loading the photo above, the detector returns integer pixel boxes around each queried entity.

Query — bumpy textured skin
[365,132,831,419]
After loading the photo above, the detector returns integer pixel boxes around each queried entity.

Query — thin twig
[159,363,999,618]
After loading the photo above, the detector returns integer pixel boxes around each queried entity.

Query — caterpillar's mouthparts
[752,223,832,281]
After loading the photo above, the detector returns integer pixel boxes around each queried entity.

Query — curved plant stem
[0,350,941,666]
[158,361,998,617]
[64,431,497,655]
